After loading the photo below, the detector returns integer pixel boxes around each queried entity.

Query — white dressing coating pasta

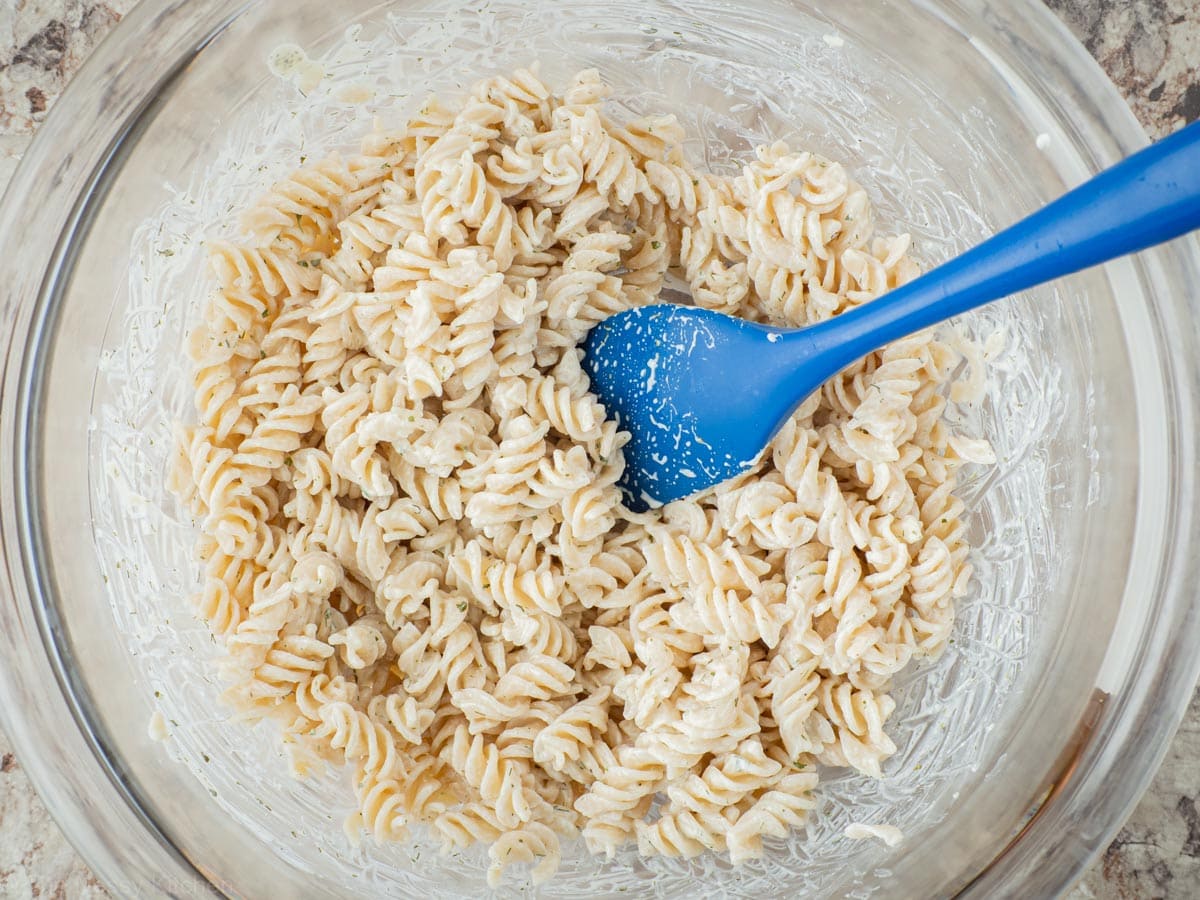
[168,67,991,886]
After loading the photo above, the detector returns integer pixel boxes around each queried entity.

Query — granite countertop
[0,1,1197,898]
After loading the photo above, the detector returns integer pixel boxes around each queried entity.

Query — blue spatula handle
[804,120,1200,364]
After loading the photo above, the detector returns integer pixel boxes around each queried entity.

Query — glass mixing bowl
[2,0,1199,896]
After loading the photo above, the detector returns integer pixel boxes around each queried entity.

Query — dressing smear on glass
[268,43,326,93]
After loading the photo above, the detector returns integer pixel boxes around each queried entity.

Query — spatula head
[581,304,811,512]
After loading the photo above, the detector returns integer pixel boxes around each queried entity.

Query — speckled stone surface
[0,1,1196,898]
[1046,0,1200,140]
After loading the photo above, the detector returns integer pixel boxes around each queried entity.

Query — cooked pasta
[169,66,993,886]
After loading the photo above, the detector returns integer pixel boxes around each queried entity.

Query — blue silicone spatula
[582,120,1200,512]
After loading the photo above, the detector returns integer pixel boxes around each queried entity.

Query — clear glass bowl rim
[1,0,1199,897]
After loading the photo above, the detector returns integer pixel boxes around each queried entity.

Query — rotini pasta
[168,67,991,886]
